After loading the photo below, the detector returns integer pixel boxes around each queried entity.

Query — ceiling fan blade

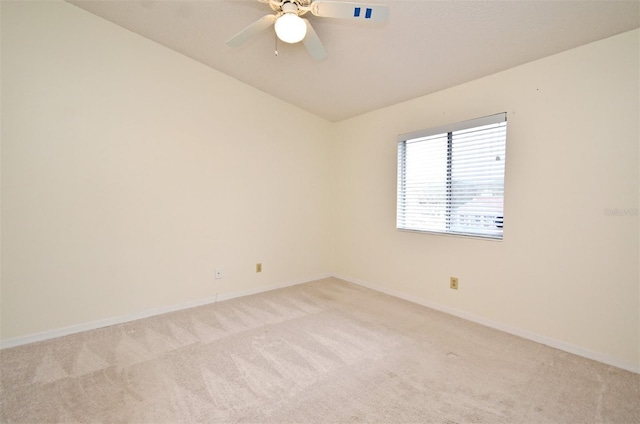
[226,14,277,47]
[302,19,327,61]
[309,1,389,22]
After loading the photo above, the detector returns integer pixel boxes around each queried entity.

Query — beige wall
[333,29,639,369]
[2,2,638,370]
[1,1,333,339]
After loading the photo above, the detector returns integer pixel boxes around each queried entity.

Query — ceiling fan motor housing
[270,0,311,15]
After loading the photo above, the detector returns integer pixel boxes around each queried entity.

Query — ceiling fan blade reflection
[309,1,389,22]
[302,19,327,61]
[226,14,277,47]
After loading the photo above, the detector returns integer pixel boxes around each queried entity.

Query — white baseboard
[0,272,332,350]
[3,272,637,374]
[335,274,640,375]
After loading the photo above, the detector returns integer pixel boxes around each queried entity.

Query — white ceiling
[68,0,639,122]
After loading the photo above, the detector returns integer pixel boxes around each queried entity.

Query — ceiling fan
[226,0,389,61]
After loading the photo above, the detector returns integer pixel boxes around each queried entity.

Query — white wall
[333,29,639,370]
[1,1,333,340]
[2,1,638,371]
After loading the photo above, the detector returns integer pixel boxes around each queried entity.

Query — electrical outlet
[256,263,262,273]
[215,269,223,280]
[450,277,459,290]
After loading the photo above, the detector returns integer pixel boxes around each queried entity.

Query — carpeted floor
[1,277,638,423]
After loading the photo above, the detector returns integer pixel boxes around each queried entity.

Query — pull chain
[275,32,279,57]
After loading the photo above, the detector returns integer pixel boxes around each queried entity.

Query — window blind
[397,113,507,239]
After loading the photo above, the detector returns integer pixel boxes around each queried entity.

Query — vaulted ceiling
[68,0,640,122]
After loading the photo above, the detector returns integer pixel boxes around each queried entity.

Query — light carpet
[1,278,638,423]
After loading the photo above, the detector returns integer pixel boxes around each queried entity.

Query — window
[397,113,507,240]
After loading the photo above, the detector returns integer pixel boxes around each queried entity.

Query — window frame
[396,113,507,241]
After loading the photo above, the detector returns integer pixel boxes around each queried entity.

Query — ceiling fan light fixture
[275,12,307,43]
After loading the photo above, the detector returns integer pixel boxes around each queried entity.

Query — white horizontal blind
[397,113,507,239]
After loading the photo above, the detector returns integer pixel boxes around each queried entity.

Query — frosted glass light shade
[274,13,307,44]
